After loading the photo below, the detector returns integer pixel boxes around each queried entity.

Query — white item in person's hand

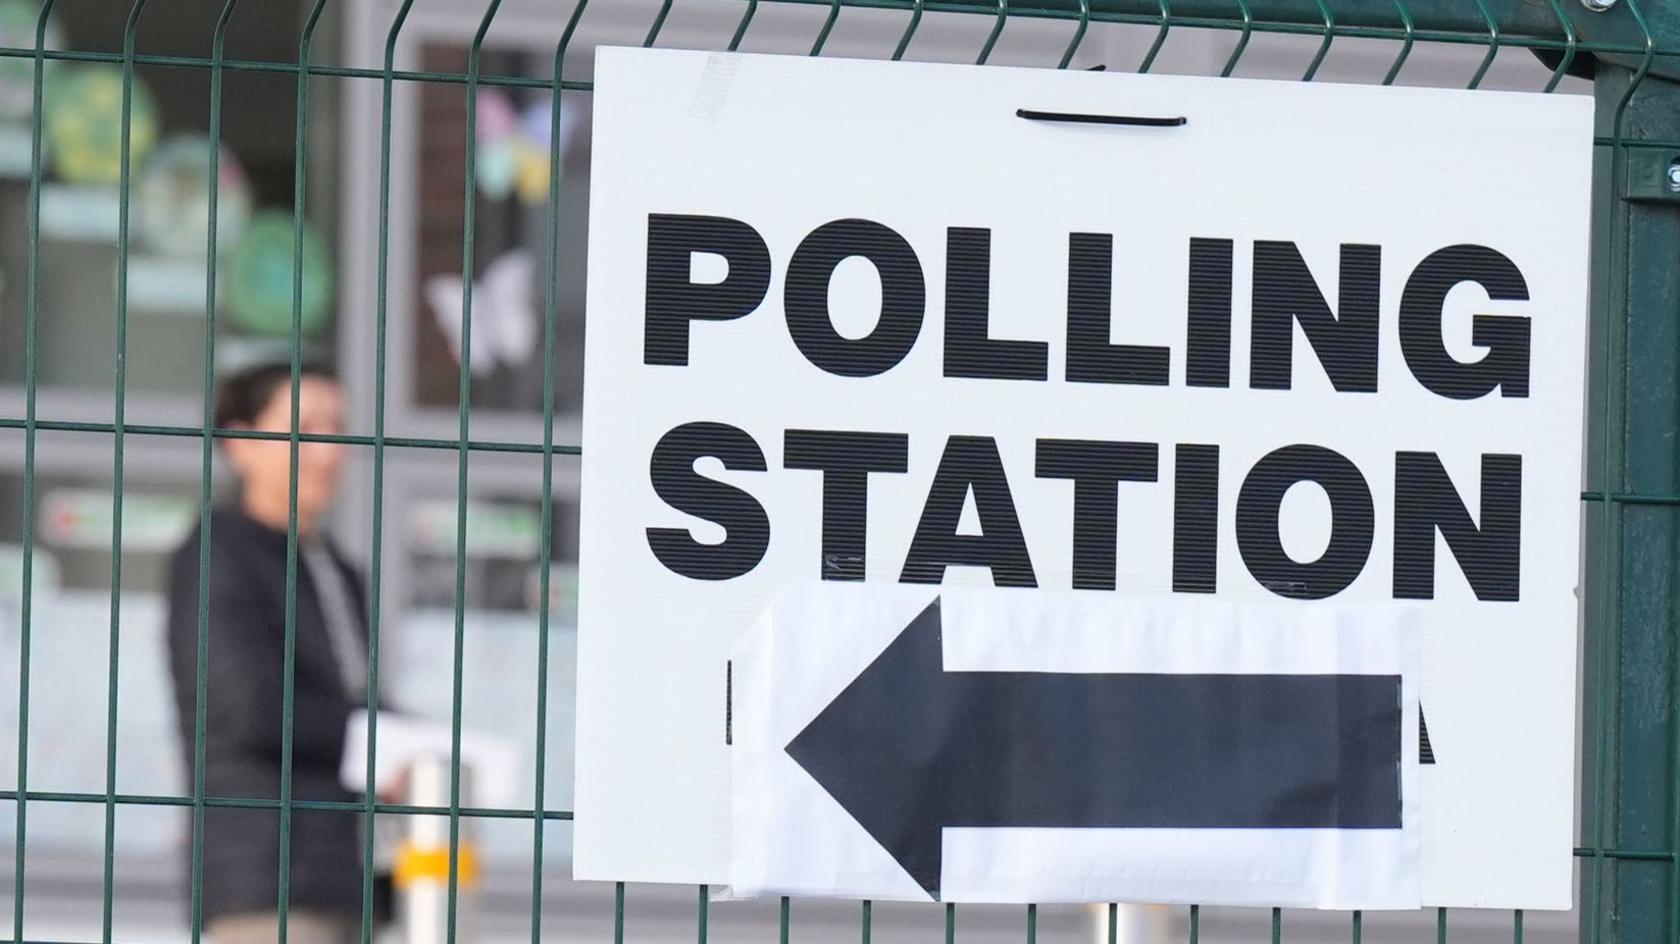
[340,709,520,808]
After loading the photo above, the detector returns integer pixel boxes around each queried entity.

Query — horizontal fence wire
[0,790,572,820]
[4,2,1679,944]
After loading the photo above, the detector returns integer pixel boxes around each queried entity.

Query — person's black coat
[165,506,372,921]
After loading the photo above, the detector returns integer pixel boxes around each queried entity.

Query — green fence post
[1581,39,1680,944]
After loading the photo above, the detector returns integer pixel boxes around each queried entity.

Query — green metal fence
[4,0,1680,942]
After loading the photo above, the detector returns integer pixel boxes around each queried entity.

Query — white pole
[398,755,478,944]
[1089,903,1179,944]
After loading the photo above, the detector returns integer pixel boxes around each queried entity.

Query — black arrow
[786,597,1404,899]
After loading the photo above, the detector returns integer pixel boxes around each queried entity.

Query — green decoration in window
[225,209,334,337]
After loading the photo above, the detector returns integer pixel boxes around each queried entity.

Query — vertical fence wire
[530,3,589,941]
[1381,1,1413,85]
[614,882,625,944]
[1466,0,1499,90]
[1542,0,1577,93]
[362,3,416,944]
[275,7,331,944]
[810,0,843,56]
[1673,453,1680,944]
[1139,0,1168,73]
[101,4,152,941]
[188,6,240,944]
[1302,0,1334,80]
[1218,0,1251,77]
[644,0,674,47]
[1057,0,1087,69]
[730,0,760,51]
[698,884,710,944]
[445,5,506,942]
[976,0,1008,65]
[891,0,923,61]
[8,2,56,940]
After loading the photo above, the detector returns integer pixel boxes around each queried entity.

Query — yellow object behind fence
[394,843,480,890]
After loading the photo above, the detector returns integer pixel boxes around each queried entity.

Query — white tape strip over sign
[729,585,1421,909]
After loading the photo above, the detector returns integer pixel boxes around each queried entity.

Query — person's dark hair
[213,362,338,430]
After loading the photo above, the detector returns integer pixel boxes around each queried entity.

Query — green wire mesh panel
[2,1,1679,943]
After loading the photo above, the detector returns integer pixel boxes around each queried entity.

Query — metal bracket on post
[1622,148,1680,204]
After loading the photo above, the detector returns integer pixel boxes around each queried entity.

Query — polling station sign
[576,47,1591,909]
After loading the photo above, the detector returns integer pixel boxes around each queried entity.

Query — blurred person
[165,362,385,944]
